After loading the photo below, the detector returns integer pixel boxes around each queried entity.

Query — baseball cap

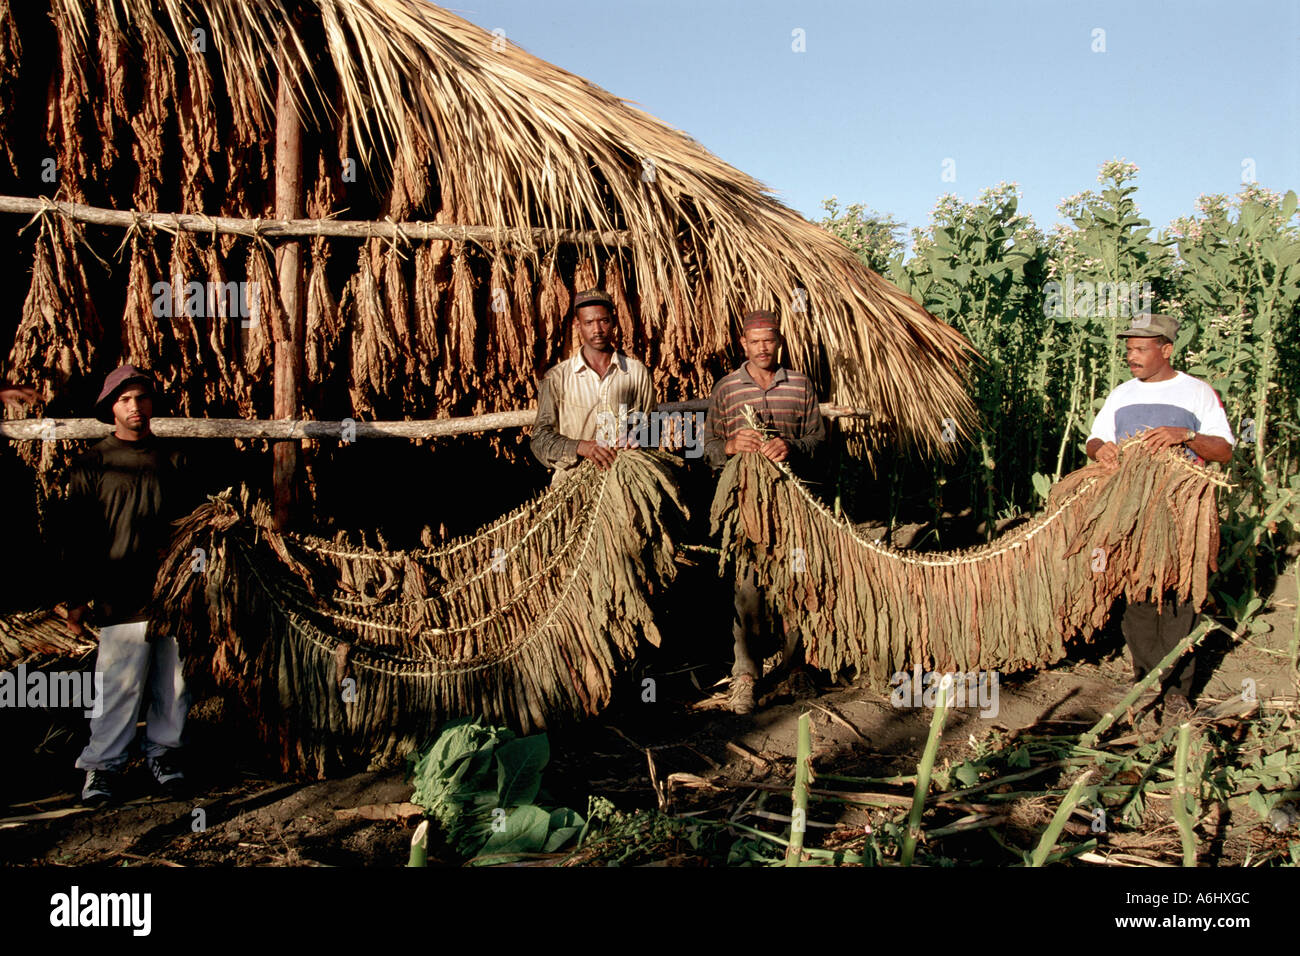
[1116,313,1179,341]
[573,289,615,312]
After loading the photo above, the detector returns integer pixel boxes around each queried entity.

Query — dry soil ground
[1,561,1295,867]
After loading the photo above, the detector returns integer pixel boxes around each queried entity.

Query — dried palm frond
[40,0,976,459]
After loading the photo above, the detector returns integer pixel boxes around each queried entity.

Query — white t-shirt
[1087,371,1236,451]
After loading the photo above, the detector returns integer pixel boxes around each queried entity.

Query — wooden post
[273,41,305,531]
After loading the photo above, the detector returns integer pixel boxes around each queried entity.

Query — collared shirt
[530,349,656,484]
[702,362,826,471]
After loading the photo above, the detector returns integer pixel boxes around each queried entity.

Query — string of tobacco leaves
[151,450,688,776]
[710,427,1231,683]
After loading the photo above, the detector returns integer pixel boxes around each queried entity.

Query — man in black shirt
[65,365,193,806]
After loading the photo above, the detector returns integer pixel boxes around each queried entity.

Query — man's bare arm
[1189,433,1232,464]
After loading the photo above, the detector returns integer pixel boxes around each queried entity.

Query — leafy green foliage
[819,165,1299,588]
[407,717,584,863]
[819,197,906,274]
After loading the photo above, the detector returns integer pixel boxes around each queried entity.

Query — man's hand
[576,439,618,469]
[725,429,764,455]
[1140,426,1194,452]
[62,604,88,637]
[760,437,790,462]
[1091,440,1120,472]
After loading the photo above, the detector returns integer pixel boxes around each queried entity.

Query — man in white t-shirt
[1085,313,1234,724]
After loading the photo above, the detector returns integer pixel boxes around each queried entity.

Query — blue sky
[447,0,1299,241]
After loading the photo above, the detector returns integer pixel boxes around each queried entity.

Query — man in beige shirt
[530,289,656,484]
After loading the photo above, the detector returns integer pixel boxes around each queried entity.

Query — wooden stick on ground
[646,747,668,813]
[726,740,770,772]
[806,700,869,744]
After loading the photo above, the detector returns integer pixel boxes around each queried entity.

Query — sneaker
[729,675,756,715]
[147,754,188,796]
[81,769,121,807]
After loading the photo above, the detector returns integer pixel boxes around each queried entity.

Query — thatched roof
[1,0,975,455]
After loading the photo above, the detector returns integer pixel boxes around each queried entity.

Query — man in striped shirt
[530,288,656,485]
[703,309,826,713]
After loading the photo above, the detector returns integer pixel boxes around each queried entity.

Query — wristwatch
[1184,429,1196,444]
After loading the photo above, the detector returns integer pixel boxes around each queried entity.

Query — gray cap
[1117,313,1179,340]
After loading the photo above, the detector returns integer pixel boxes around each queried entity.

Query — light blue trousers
[75,621,191,772]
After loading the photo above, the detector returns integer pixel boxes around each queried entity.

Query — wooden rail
[0,404,874,441]
[0,195,632,248]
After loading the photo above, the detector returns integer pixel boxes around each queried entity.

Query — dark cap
[1117,313,1179,341]
[742,310,780,334]
[94,364,156,423]
[573,288,615,313]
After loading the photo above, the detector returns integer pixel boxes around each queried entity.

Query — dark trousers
[732,569,802,678]
[1121,597,1197,698]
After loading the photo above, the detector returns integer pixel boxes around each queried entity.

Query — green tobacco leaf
[1031,472,1052,501]
[496,734,550,806]
[411,719,518,817]
[1282,190,1297,220]
[476,804,552,857]
[544,808,586,852]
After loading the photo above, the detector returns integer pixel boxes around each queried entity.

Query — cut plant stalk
[934,759,1073,802]
[1081,619,1216,747]
[923,815,1008,840]
[901,675,953,865]
[817,771,918,787]
[408,819,429,867]
[1172,723,1198,867]
[786,711,812,867]
[1028,769,1092,867]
